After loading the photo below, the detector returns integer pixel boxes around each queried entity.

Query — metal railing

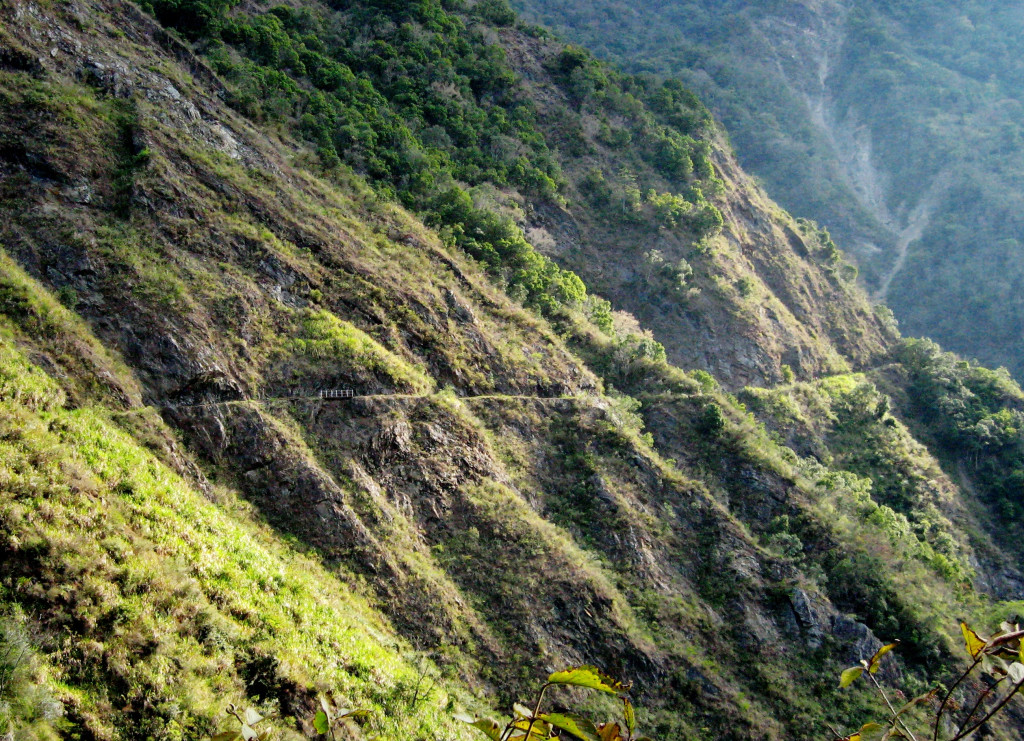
[319,389,355,400]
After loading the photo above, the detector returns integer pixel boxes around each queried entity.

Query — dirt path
[112,391,594,416]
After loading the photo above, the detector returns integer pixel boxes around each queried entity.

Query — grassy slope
[0,1,1021,740]
[0,308,478,740]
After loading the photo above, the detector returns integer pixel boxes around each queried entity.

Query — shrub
[736,277,756,298]
[142,0,239,38]
[698,402,725,433]
[473,0,516,26]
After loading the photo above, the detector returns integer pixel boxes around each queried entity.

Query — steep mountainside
[511,0,1024,380]
[1,1,1023,740]
[495,28,890,388]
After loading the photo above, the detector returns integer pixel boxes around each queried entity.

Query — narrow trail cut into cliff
[113,391,602,417]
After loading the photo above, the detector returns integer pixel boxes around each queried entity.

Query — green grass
[0,336,475,740]
[289,308,434,394]
[0,249,142,408]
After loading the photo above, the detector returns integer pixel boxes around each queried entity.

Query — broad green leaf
[840,666,864,688]
[982,653,1009,678]
[962,622,987,659]
[858,722,887,741]
[243,709,263,726]
[455,715,502,741]
[548,666,631,695]
[313,710,329,735]
[868,642,899,673]
[623,698,635,734]
[540,712,600,741]
[211,732,239,741]
[240,724,259,741]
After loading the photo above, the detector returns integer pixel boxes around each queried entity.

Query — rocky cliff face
[0,1,1021,740]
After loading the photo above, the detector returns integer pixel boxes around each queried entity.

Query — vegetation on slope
[511,0,1024,381]
[889,339,1024,561]
[142,0,599,313]
[0,335,474,740]
[131,0,892,388]
[0,0,1022,739]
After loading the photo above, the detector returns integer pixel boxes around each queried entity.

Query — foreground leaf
[858,723,887,741]
[514,702,535,719]
[597,722,624,741]
[868,642,899,673]
[982,653,1009,678]
[1009,663,1024,684]
[548,666,631,694]
[455,715,502,741]
[840,666,864,688]
[623,698,635,734]
[962,622,987,659]
[540,712,600,741]
[512,717,550,736]
[895,688,939,717]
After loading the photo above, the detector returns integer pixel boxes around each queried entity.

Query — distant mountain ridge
[511,0,1024,379]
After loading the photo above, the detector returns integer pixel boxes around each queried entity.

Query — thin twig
[521,683,551,741]
[500,717,515,741]
[0,642,28,698]
[953,677,1004,739]
[951,678,1024,741]
[934,656,983,741]
[867,672,919,741]
[410,661,429,709]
